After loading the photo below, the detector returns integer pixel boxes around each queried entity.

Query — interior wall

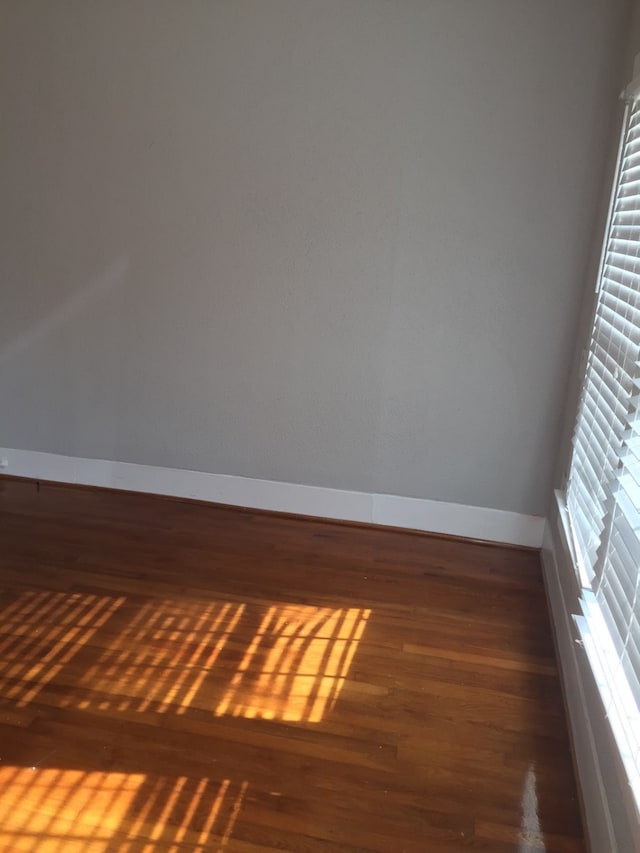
[0,0,629,516]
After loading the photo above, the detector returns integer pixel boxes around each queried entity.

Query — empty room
[1,1,639,851]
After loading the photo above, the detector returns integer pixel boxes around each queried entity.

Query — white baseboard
[0,447,544,548]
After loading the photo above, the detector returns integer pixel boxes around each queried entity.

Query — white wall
[0,0,629,517]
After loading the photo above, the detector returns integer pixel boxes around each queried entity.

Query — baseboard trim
[0,447,544,548]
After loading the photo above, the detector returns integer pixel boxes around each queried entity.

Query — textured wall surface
[0,0,629,515]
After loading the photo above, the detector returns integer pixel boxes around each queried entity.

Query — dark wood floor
[0,476,583,852]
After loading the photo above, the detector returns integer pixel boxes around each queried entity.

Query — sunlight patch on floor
[73,598,246,715]
[0,591,125,708]
[215,605,371,722]
[0,767,248,853]
[0,590,371,724]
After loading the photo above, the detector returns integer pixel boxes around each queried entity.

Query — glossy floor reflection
[520,763,542,849]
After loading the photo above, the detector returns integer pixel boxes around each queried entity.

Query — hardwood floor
[0,476,584,852]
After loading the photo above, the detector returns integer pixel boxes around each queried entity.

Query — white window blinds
[566,98,640,792]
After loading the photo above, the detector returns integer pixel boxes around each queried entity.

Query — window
[565,85,640,804]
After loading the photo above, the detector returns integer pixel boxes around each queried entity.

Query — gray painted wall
[0,0,629,516]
